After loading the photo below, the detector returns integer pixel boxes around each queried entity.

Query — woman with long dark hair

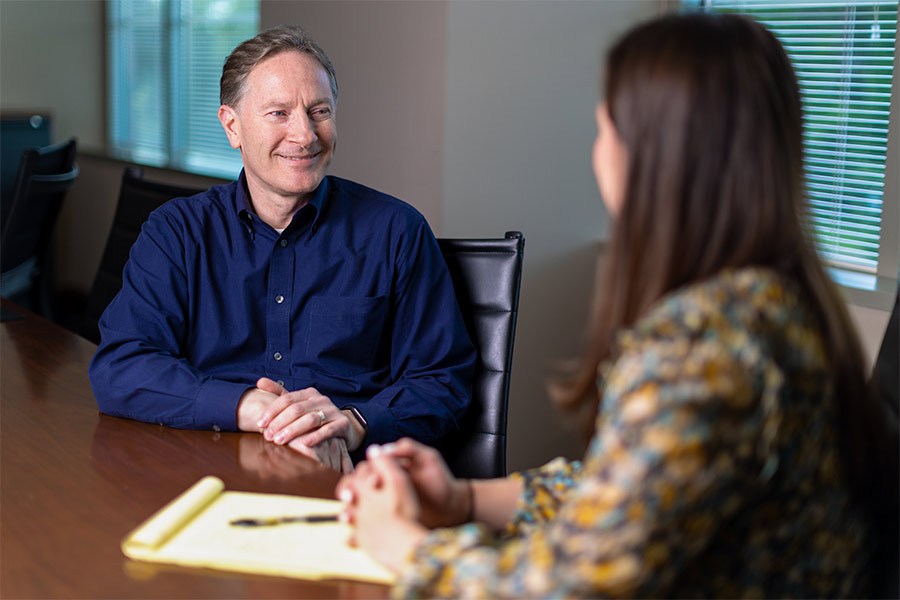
[337,13,887,598]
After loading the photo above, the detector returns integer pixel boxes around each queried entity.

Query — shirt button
[275,295,284,304]
[276,380,285,387]
[212,425,221,432]
[274,352,283,361]
[280,239,288,247]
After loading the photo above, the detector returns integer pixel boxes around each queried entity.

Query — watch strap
[342,405,368,432]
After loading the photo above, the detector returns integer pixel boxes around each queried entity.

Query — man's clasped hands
[237,377,367,474]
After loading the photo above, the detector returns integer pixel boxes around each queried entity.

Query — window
[683,0,898,281]
[107,0,258,179]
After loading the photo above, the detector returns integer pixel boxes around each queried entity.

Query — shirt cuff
[354,403,392,447]
[194,379,250,431]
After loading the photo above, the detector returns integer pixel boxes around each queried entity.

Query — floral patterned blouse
[396,267,871,598]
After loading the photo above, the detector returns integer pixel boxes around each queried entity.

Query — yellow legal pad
[121,476,395,585]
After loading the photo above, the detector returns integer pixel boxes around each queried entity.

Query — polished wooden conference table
[0,300,390,599]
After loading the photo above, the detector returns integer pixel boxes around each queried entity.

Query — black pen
[229,514,339,527]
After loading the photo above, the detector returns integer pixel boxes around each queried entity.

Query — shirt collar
[236,170,328,234]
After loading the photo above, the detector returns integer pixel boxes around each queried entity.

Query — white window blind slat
[809,174,884,193]
[806,147,888,161]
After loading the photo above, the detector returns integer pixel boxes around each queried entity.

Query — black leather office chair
[436,231,525,479]
[870,289,899,599]
[1,113,52,222]
[0,138,78,319]
[82,167,204,344]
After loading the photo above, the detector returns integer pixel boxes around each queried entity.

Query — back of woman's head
[604,13,808,316]
[558,14,879,498]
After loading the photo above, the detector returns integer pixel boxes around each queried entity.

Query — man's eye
[269,110,287,117]
[311,108,332,120]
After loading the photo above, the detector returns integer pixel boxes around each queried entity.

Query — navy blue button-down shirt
[89,174,476,447]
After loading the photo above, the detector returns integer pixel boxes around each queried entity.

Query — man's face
[219,51,337,205]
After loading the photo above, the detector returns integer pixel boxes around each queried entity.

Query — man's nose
[287,112,317,147]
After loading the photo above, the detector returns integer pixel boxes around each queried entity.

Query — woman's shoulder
[624,267,816,347]
[606,267,828,402]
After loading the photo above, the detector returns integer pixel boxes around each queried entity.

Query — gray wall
[0,0,105,152]
[439,1,656,466]
[1,0,893,472]
[260,0,448,231]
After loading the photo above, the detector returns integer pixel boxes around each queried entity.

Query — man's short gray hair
[220,24,338,107]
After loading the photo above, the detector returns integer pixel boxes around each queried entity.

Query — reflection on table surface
[0,299,389,599]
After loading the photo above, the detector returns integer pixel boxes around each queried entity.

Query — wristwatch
[343,405,368,433]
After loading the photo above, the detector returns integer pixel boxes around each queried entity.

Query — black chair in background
[0,138,78,319]
[82,167,204,344]
[870,289,899,599]
[436,231,525,479]
[1,113,52,221]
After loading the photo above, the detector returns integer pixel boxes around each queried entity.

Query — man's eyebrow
[258,98,334,110]
[260,100,291,110]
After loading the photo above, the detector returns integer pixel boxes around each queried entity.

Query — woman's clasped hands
[336,438,472,573]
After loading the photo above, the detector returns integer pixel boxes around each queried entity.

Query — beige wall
[440,0,657,467]
[0,0,106,152]
[1,0,894,471]
[849,303,894,370]
[260,0,448,231]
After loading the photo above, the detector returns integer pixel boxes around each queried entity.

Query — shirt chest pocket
[306,295,388,376]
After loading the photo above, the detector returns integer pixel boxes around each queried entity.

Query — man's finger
[270,410,333,445]
[293,417,345,448]
[341,445,354,474]
[257,393,298,430]
[256,377,284,396]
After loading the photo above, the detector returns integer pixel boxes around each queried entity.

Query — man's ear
[218,105,241,150]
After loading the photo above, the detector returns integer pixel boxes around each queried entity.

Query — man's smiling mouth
[278,151,321,162]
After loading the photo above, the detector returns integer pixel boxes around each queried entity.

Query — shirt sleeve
[89,208,248,431]
[351,220,476,447]
[395,336,769,598]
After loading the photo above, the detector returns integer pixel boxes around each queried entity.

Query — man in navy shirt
[89,25,475,472]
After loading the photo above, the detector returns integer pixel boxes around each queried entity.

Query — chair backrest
[0,138,78,315]
[436,231,525,479]
[870,289,899,599]
[82,167,205,344]
[1,113,52,221]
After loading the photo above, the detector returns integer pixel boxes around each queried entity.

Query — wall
[849,303,894,370]
[441,0,656,467]
[0,0,105,152]
[260,0,448,231]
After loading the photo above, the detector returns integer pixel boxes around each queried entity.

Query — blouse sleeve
[394,336,771,599]
[505,458,583,534]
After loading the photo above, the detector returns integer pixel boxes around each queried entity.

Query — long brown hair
[554,13,882,492]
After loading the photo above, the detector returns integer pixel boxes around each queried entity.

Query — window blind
[108,0,258,179]
[683,0,898,273]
